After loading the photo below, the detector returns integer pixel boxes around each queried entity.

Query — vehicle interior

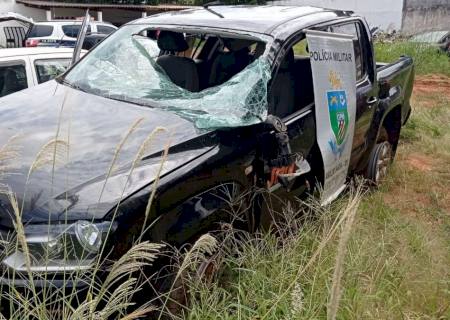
[147,29,315,119]
[0,63,28,97]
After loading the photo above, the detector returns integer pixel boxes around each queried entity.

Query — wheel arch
[380,104,402,153]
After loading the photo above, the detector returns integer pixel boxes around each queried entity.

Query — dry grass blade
[176,234,218,280]
[98,117,145,202]
[118,305,157,320]
[131,127,167,168]
[102,242,164,293]
[27,139,68,179]
[157,234,218,320]
[68,297,99,320]
[8,192,31,273]
[327,183,363,320]
[261,183,364,320]
[98,278,138,319]
[0,135,21,175]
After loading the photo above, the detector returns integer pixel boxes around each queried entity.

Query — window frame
[34,58,71,84]
[322,18,375,84]
[0,59,30,97]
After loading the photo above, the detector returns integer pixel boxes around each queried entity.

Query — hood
[0,81,216,225]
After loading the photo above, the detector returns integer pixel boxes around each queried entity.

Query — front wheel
[365,141,393,186]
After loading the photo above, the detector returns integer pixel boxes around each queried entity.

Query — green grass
[184,76,450,318]
[1,37,449,320]
[374,41,450,76]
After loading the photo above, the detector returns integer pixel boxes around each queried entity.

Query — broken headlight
[2,221,115,273]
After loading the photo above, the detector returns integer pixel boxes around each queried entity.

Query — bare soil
[413,74,450,100]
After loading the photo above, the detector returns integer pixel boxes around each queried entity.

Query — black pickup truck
[0,5,413,289]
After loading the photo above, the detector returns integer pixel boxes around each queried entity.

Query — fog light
[74,220,102,253]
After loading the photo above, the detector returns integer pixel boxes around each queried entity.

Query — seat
[268,49,296,118]
[208,38,254,87]
[156,31,199,92]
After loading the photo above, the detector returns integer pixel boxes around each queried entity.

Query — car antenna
[203,1,224,18]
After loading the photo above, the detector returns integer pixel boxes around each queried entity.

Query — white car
[25,20,117,47]
[0,47,80,97]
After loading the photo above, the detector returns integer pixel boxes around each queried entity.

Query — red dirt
[413,74,450,100]
[405,153,434,172]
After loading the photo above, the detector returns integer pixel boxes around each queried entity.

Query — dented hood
[0,81,215,225]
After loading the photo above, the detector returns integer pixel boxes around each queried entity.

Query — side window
[0,60,28,97]
[97,25,116,35]
[62,25,91,38]
[35,59,71,84]
[268,35,315,118]
[28,25,54,38]
[330,22,366,81]
[292,38,309,57]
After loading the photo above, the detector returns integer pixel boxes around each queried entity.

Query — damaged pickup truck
[0,5,413,290]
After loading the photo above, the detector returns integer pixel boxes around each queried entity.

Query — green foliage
[374,41,450,76]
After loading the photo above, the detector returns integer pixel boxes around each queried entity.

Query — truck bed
[376,56,415,125]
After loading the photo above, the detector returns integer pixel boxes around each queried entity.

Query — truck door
[329,21,377,169]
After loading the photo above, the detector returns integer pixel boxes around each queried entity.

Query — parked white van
[0,47,80,97]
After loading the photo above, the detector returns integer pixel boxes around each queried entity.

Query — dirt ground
[383,74,450,218]
[413,74,450,100]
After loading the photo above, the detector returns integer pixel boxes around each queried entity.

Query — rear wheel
[366,141,393,186]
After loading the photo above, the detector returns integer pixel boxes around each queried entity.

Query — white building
[268,0,449,33]
[1,0,448,33]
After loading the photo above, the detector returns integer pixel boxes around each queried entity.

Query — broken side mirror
[264,115,311,191]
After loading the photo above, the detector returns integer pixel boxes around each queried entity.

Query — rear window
[0,61,28,97]
[35,58,71,84]
[62,25,91,38]
[28,25,54,38]
[97,25,116,35]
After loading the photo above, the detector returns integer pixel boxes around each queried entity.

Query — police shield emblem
[327,90,349,146]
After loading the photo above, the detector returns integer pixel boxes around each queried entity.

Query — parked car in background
[0,12,34,48]
[0,47,81,97]
[25,20,117,48]
[410,30,450,54]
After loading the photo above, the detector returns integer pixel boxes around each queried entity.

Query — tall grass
[374,40,450,76]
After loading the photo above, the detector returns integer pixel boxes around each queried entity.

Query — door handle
[366,96,378,105]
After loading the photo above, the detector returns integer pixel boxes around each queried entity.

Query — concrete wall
[402,0,449,34]
[0,0,47,20]
[267,0,404,31]
[51,8,144,25]
[1,0,145,25]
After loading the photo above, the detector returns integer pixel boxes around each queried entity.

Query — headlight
[74,220,102,253]
[2,221,115,273]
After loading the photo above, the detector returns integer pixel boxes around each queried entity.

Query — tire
[154,239,221,318]
[365,141,393,186]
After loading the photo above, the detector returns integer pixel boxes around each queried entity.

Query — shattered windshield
[64,25,271,129]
